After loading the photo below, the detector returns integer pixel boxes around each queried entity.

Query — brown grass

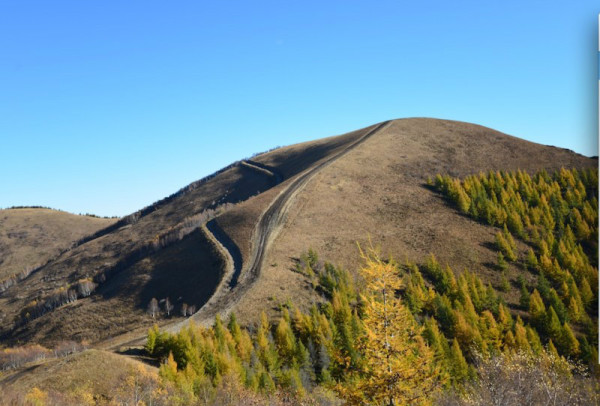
[0,118,595,346]
[232,118,596,323]
[0,208,115,280]
[0,165,276,345]
[0,349,157,403]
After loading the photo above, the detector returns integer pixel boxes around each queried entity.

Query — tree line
[144,246,598,405]
[432,167,598,368]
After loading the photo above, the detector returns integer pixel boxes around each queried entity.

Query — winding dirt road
[182,120,391,327]
[108,121,390,347]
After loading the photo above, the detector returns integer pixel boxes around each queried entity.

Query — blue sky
[1,1,598,217]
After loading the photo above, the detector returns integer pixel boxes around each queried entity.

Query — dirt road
[108,121,390,347]
[183,120,391,326]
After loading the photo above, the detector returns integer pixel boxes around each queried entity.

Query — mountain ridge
[0,118,595,347]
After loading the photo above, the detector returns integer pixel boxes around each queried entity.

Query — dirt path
[182,120,391,326]
[105,121,389,348]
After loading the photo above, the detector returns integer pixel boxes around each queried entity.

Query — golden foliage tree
[343,245,441,405]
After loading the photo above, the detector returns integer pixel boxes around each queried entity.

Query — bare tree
[187,304,196,316]
[181,303,188,317]
[67,289,77,303]
[164,297,174,317]
[76,279,96,297]
[436,351,599,406]
[147,298,159,319]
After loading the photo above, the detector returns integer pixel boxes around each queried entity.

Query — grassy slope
[0,125,375,346]
[233,118,596,323]
[0,162,279,345]
[215,124,375,277]
[1,118,595,346]
[0,208,115,280]
[0,349,157,403]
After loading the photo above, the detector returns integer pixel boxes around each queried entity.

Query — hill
[0,208,116,281]
[0,118,595,348]
[223,118,596,323]
[0,348,158,405]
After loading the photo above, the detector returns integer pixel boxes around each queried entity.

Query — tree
[187,304,196,316]
[497,252,509,272]
[146,324,159,355]
[529,289,546,326]
[526,248,538,270]
[546,307,562,343]
[448,338,469,385]
[147,298,159,319]
[181,303,188,317]
[495,232,516,261]
[559,323,580,357]
[341,245,441,405]
[76,279,96,297]
[438,351,600,406]
[164,297,174,317]
[518,277,530,309]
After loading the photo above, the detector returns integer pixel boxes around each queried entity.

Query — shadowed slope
[0,164,276,345]
[0,123,380,346]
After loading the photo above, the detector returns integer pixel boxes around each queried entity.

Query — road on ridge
[107,121,390,349]
[185,120,391,326]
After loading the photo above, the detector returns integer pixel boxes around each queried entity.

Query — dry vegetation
[0,119,596,404]
[235,118,595,324]
[0,208,115,280]
[0,164,278,345]
[0,349,159,405]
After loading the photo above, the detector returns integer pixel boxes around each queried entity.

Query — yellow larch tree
[343,245,441,406]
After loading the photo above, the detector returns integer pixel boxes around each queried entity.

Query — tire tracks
[108,121,390,345]
[185,120,391,327]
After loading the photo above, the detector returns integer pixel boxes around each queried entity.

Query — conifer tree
[529,289,546,327]
[526,248,538,270]
[423,317,449,364]
[146,324,159,355]
[344,246,440,405]
[275,315,297,366]
[448,338,469,385]
[547,340,559,358]
[497,252,508,272]
[567,296,581,322]
[518,278,530,309]
[559,323,580,357]
[579,278,593,310]
[546,307,563,343]
[159,351,179,382]
[526,326,544,355]
[513,318,530,352]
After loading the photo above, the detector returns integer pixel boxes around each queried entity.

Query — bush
[436,351,599,406]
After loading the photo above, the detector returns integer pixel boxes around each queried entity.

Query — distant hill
[0,118,595,347]
[0,208,116,280]
[0,348,157,404]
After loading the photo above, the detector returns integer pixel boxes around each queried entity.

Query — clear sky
[1,1,598,217]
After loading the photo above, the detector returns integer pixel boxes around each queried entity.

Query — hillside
[0,123,378,346]
[0,349,159,405]
[226,118,596,322]
[0,118,595,349]
[0,208,116,281]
